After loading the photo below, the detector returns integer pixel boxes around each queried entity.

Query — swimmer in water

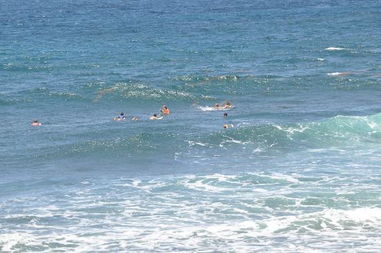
[160,105,170,115]
[223,101,232,109]
[150,114,162,120]
[214,101,232,110]
[224,112,228,117]
[223,124,233,129]
[31,120,42,126]
[114,112,126,121]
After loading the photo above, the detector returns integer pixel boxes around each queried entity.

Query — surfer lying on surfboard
[214,101,233,110]
[113,112,126,121]
[150,114,163,120]
[31,120,42,126]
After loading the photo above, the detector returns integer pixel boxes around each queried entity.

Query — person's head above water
[150,114,160,120]
[120,112,124,116]
[31,120,42,126]
[160,105,170,115]
[224,112,228,117]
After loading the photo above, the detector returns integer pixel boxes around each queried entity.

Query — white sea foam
[322,207,381,223]
[252,147,263,153]
[220,136,250,146]
[198,106,216,111]
[188,140,209,147]
[181,176,235,193]
[327,72,350,76]
[325,47,346,51]
[2,172,381,252]
[274,124,309,134]
[4,206,380,252]
[198,106,231,111]
[269,173,300,183]
[0,233,32,252]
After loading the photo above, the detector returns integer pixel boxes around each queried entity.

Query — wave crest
[197,113,381,153]
[95,82,208,101]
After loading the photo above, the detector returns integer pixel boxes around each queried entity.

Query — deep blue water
[1,0,381,251]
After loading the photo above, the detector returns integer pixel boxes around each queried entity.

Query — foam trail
[325,47,347,51]
[198,106,232,111]
[327,72,351,76]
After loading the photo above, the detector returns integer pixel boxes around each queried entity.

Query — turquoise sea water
[1,0,381,251]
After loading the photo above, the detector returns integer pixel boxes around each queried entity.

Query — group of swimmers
[113,105,171,121]
[31,103,233,127]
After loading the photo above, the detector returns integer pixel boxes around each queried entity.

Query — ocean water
[1,0,381,251]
